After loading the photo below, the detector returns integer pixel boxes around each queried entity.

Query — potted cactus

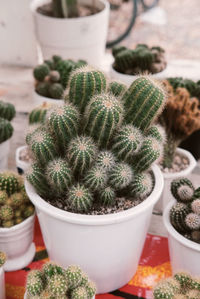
[153,271,200,298]
[24,262,96,298]
[0,100,15,170]
[0,171,35,271]
[163,178,200,276]
[25,68,166,293]
[30,0,109,66]
[0,252,6,299]
[154,83,199,213]
[110,44,167,86]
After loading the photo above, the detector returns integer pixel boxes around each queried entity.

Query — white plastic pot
[110,65,168,86]
[25,165,163,294]
[33,90,64,106]
[0,267,5,299]
[0,215,36,271]
[154,148,196,214]
[31,0,110,67]
[164,199,200,276]
[0,140,10,170]
[16,145,31,175]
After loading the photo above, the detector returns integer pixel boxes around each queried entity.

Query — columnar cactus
[108,81,127,97]
[84,93,123,148]
[0,117,13,143]
[145,124,166,142]
[26,270,44,296]
[0,100,16,121]
[96,151,116,171]
[67,184,93,212]
[122,76,166,131]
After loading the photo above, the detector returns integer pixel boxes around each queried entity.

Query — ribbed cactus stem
[96,151,116,171]
[0,100,16,121]
[99,186,116,206]
[146,124,166,142]
[29,102,52,124]
[109,162,133,189]
[67,184,93,212]
[26,270,44,296]
[47,274,68,296]
[66,265,83,289]
[170,203,190,233]
[26,163,50,197]
[0,172,20,195]
[171,178,194,203]
[84,166,107,191]
[108,81,127,97]
[131,173,153,199]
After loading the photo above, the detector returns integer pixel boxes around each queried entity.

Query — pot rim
[30,0,109,21]
[0,214,35,235]
[25,164,163,226]
[162,147,196,179]
[163,199,200,252]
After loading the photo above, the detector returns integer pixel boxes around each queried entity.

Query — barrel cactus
[0,100,16,121]
[29,102,52,124]
[0,117,13,144]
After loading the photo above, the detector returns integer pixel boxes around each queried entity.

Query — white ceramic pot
[0,140,10,171]
[24,292,95,299]
[31,0,110,67]
[110,65,168,87]
[25,165,163,294]
[16,145,31,175]
[154,148,196,214]
[164,199,200,276]
[0,267,5,299]
[33,90,64,106]
[0,215,36,272]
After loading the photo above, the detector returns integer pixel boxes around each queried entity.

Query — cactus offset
[33,64,50,81]
[109,162,133,189]
[84,166,107,191]
[146,124,166,142]
[47,274,68,296]
[170,202,190,233]
[49,83,64,99]
[26,163,50,197]
[171,178,194,203]
[96,151,116,171]
[29,102,52,125]
[26,270,44,296]
[99,186,116,206]
[108,81,127,97]
[131,172,153,199]
[67,184,93,212]
[0,172,20,195]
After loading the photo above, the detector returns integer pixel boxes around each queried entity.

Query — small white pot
[0,215,36,272]
[154,148,196,214]
[16,145,31,175]
[31,0,110,67]
[164,199,200,276]
[0,140,10,171]
[25,165,163,294]
[24,292,95,299]
[0,267,5,299]
[32,90,64,106]
[110,65,168,86]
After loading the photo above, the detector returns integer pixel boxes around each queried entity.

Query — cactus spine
[26,270,44,296]
[96,151,115,171]
[47,274,68,296]
[67,184,93,212]
[109,162,133,189]
[26,163,50,197]
[131,172,153,199]
[99,186,116,206]
[65,265,82,289]
[171,178,194,203]
[84,166,107,191]
[33,64,50,81]
[108,81,127,97]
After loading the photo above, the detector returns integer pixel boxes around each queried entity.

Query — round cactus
[0,205,14,221]
[66,265,82,289]
[46,103,79,152]
[0,252,6,267]
[56,59,76,87]
[153,282,177,299]
[68,66,107,113]
[23,205,35,218]
[49,70,60,82]
[33,64,50,81]
[49,83,64,99]
[122,76,166,131]
[71,286,88,299]
[108,81,127,97]
[29,102,52,125]
[0,117,13,143]
[133,137,162,173]
[170,202,190,233]
[26,270,44,296]
[185,213,200,230]
[85,281,96,298]
[2,220,14,228]
[0,190,7,205]
[109,162,133,189]
[84,166,107,191]
[67,184,93,212]
[0,171,20,195]
[145,124,166,142]
[25,123,41,145]
[0,100,16,121]
[35,82,50,97]
[171,178,194,203]
[112,125,143,161]
[191,199,200,215]
[95,151,116,171]
[43,262,65,278]
[99,186,116,206]
[9,192,23,208]
[26,163,50,197]
[46,158,72,194]
[47,274,68,296]
[67,136,97,176]
[174,272,192,288]
[131,172,153,199]
[84,93,124,148]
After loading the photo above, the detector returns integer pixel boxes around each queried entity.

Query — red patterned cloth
[5,219,172,299]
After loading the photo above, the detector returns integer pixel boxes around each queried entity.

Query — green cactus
[133,137,162,173]
[65,265,82,289]
[46,158,72,194]
[85,280,96,298]
[145,124,166,142]
[0,205,14,221]
[109,162,133,189]
[29,102,52,125]
[26,163,50,197]
[131,173,153,199]
[191,199,200,215]
[67,184,93,212]
[67,136,97,176]
[56,59,76,88]
[122,76,166,131]
[114,49,136,72]
[185,213,200,230]
[0,252,6,267]
[68,67,107,114]
[98,186,116,206]
[0,100,16,121]
[171,178,194,203]
[112,125,143,161]
[35,82,50,97]
[84,166,107,191]
[43,262,65,278]
[112,45,127,57]
[44,59,55,70]
[108,81,127,97]
[0,117,13,143]
[49,83,64,99]
[30,129,57,165]
[84,93,123,148]
[0,172,20,195]
[193,187,200,199]
[33,64,50,81]
[46,103,79,152]
[9,192,23,208]
[26,270,44,296]
[0,190,7,205]
[153,282,177,299]
[25,123,41,145]
[96,151,116,171]
[71,286,88,299]
[23,205,35,218]
[170,203,190,233]
[47,274,68,296]
[49,70,60,82]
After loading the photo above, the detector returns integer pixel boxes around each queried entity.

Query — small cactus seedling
[26,270,44,296]
[130,172,153,199]
[145,124,166,142]
[67,184,93,212]
[108,81,127,97]
[84,166,107,191]
[109,162,133,189]
[47,274,68,296]
[99,186,116,206]
[95,151,116,171]
[0,252,6,267]
[0,172,20,195]
[66,265,83,289]
[171,178,194,203]
[185,213,200,230]
[170,202,190,233]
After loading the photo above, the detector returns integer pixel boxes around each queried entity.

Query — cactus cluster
[0,100,15,144]
[26,67,167,214]
[167,77,200,100]
[26,262,96,299]
[33,55,87,99]
[0,171,34,228]
[0,251,6,267]
[112,44,167,75]
[160,84,200,168]
[170,178,200,243]
[29,102,52,124]
[153,271,200,299]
